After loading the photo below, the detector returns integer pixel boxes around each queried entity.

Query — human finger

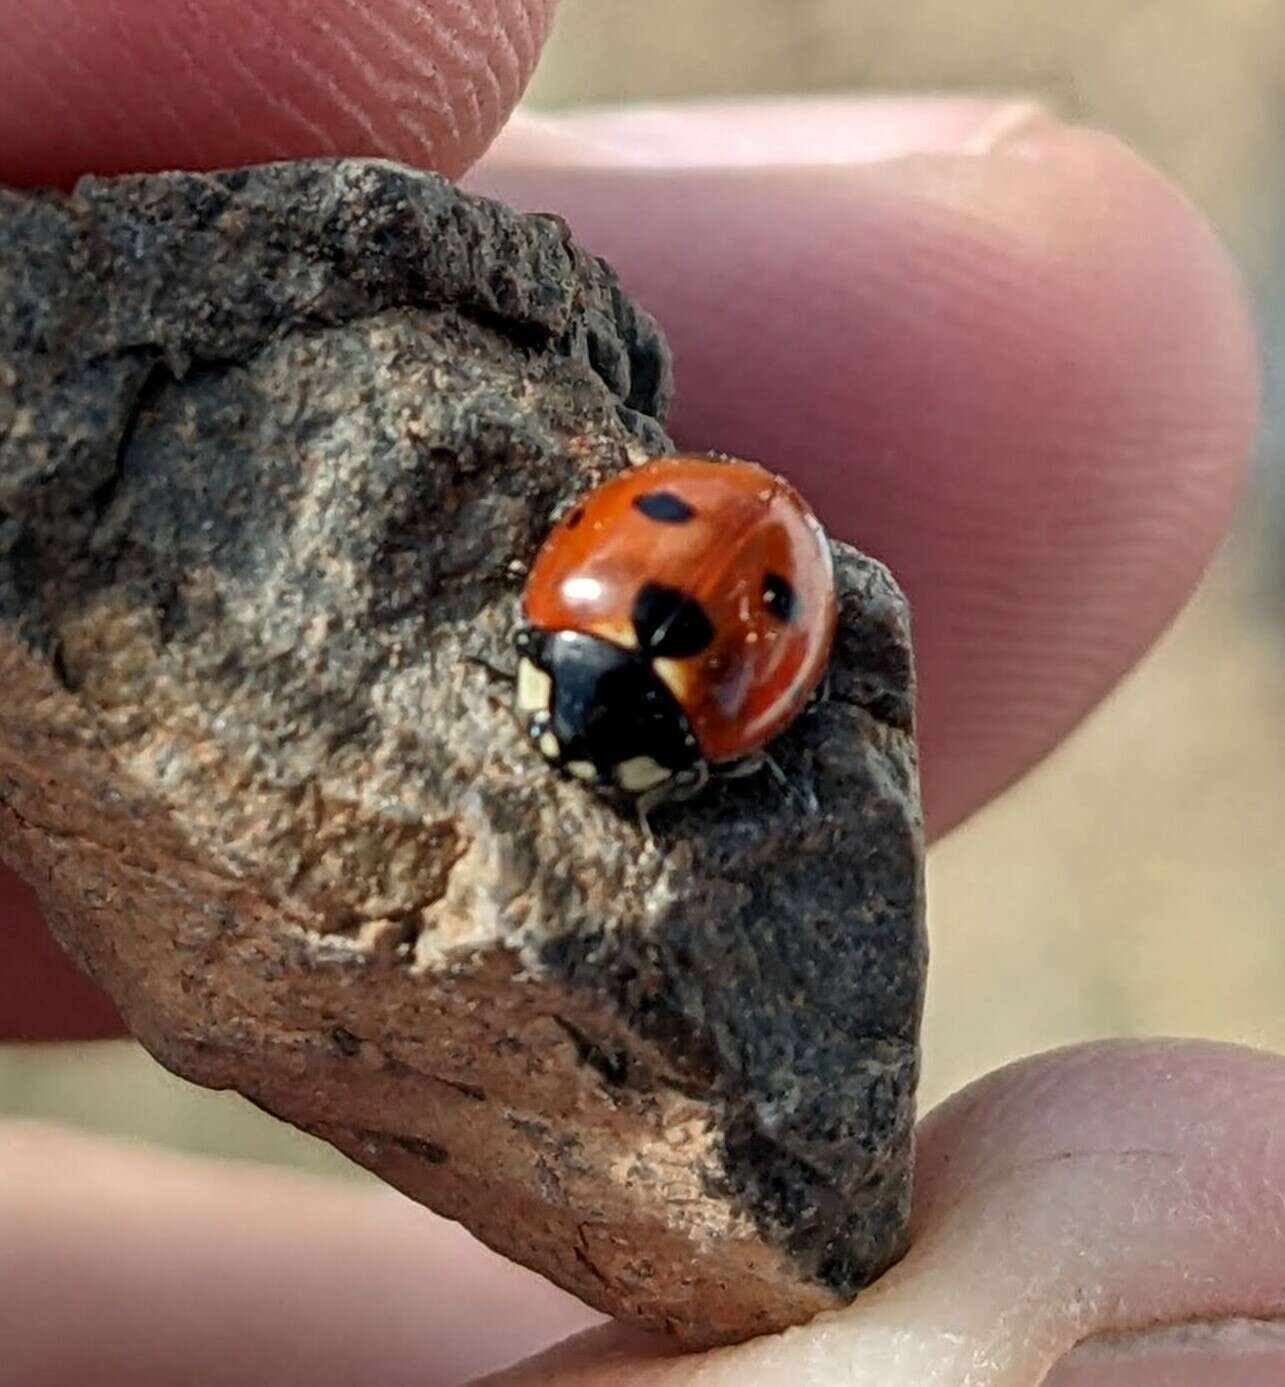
[471,102,1258,836]
[483,1039,1285,1387]
[0,0,556,187]
[0,1120,602,1387]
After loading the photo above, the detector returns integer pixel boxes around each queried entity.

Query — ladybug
[513,455,837,813]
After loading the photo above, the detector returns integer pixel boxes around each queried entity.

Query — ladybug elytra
[515,455,837,813]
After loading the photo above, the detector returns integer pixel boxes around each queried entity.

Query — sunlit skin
[0,2,1270,1384]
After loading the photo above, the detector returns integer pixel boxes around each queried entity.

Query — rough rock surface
[0,159,926,1346]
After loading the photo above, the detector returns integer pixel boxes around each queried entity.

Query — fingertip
[912,1039,1285,1216]
[867,121,1259,831]
[474,113,1258,836]
[0,0,556,187]
[484,96,1057,169]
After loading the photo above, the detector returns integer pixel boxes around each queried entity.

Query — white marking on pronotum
[566,760,598,782]
[516,658,552,714]
[615,756,673,793]
[538,731,561,760]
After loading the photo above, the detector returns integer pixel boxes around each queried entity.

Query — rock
[0,159,926,1347]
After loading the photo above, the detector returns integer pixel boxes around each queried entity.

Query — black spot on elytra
[762,572,797,623]
[632,490,696,524]
[632,582,715,658]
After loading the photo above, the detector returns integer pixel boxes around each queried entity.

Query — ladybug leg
[632,761,708,843]
[669,761,709,801]
[761,751,790,791]
[634,782,669,844]
[759,751,818,811]
[713,750,815,811]
[713,750,789,793]
[711,753,765,782]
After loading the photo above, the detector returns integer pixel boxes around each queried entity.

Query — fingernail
[490,97,1065,173]
[958,99,1058,155]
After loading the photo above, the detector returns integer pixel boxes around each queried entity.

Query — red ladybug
[514,455,836,811]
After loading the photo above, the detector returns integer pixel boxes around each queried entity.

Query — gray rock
[0,159,925,1346]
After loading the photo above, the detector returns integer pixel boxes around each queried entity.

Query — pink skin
[0,0,558,183]
[0,3,1274,1383]
[481,1042,1285,1387]
[4,1043,1282,1387]
[471,111,1256,838]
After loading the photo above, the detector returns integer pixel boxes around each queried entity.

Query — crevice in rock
[87,355,168,531]
[551,1015,639,1091]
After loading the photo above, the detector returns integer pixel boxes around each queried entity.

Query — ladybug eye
[762,572,797,623]
[632,491,696,524]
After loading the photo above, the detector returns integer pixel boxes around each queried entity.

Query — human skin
[1,3,1280,1384]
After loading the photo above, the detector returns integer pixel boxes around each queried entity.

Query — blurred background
[2,0,1283,1183]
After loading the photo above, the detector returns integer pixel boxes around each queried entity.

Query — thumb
[484,1041,1285,1387]
[0,0,556,187]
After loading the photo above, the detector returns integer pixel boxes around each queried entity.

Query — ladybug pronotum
[513,455,838,815]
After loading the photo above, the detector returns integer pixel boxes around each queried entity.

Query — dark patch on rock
[396,1135,451,1165]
